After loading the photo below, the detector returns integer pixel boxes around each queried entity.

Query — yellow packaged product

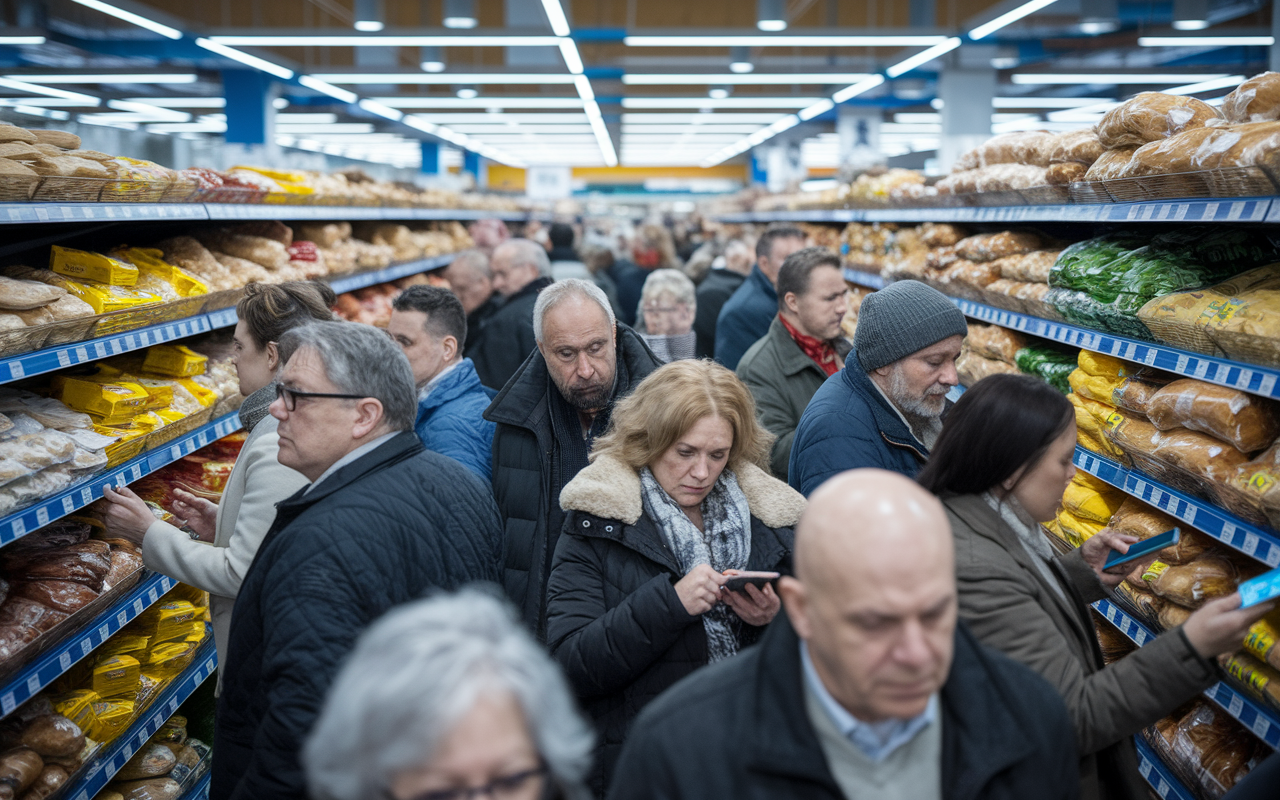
[111,247,208,297]
[88,699,135,742]
[51,690,99,733]
[97,634,151,658]
[135,673,161,708]
[1077,351,1134,379]
[1062,474,1126,523]
[54,374,150,423]
[144,642,197,680]
[22,267,161,314]
[1069,368,1126,409]
[50,245,139,286]
[1245,613,1280,671]
[139,601,199,644]
[1055,508,1107,547]
[1068,393,1127,461]
[93,655,141,698]
[176,378,217,408]
[142,345,207,378]
[1221,652,1280,709]
[167,584,209,609]
[94,419,149,466]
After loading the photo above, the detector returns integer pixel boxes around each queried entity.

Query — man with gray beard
[787,280,967,496]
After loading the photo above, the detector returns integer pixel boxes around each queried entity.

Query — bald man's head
[443,250,492,316]
[779,469,957,723]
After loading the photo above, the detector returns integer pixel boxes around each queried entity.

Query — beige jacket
[142,415,309,688]
[944,493,1216,800]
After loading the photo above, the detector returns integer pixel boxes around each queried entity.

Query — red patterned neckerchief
[779,316,840,376]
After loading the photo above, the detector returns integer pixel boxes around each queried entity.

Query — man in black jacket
[469,238,554,389]
[485,278,661,637]
[609,470,1078,800]
[211,322,503,800]
[693,239,751,358]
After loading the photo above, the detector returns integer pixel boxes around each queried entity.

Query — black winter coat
[484,326,661,636]
[210,433,504,800]
[547,455,805,796]
[469,276,552,390]
[608,613,1079,800]
[693,269,746,359]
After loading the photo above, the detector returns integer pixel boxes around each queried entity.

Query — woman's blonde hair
[592,359,773,472]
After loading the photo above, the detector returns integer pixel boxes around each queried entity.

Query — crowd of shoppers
[117,215,1275,800]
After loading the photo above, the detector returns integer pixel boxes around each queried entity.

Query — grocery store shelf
[0,572,177,720]
[721,197,1277,225]
[843,269,887,290]
[0,253,457,386]
[0,202,527,225]
[1135,736,1198,800]
[0,412,241,547]
[64,643,216,800]
[180,771,211,800]
[1095,599,1280,751]
[1073,447,1280,569]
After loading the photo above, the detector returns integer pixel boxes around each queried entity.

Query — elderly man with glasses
[210,321,504,800]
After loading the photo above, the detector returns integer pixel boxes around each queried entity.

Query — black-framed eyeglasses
[274,384,367,412]
[385,764,548,800]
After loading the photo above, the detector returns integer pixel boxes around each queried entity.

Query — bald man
[608,470,1078,800]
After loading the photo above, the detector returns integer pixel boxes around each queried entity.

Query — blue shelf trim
[0,572,177,720]
[0,202,526,225]
[179,771,211,800]
[722,197,1277,225]
[843,269,886,290]
[66,644,217,800]
[1094,599,1280,751]
[0,412,242,548]
[1134,737,1199,800]
[327,253,456,294]
[1073,447,1280,569]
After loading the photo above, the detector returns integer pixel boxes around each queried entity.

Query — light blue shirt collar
[303,431,399,496]
[800,642,938,763]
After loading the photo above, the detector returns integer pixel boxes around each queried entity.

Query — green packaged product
[1015,344,1079,394]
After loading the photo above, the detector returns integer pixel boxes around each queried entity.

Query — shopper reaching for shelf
[916,373,1276,800]
[98,280,335,694]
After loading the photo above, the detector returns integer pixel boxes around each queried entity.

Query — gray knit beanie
[854,280,968,372]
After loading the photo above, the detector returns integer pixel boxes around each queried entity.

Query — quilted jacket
[546,454,804,795]
[414,358,497,481]
[210,432,503,800]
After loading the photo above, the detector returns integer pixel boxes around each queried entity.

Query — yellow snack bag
[168,584,209,609]
[93,654,141,698]
[54,374,150,423]
[1055,508,1107,548]
[50,245,139,286]
[1077,350,1134,379]
[51,690,99,733]
[1068,393,1127,461]
[138,601,199,645]
[112,247,208,297]
[1062,480,1125,523]
[97,634,151,658]
[1068,368,1126,408]
[176,378,217,408]
[88,699,135,742]
[142,344,208,378]
[144,642,197,680]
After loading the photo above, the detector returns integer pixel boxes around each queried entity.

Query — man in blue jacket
[788,280,967,496]
[388,285,496,481]
[714,225,807,370]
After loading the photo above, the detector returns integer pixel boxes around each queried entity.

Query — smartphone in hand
[722,570,780,593]
[1103,528,1179,572]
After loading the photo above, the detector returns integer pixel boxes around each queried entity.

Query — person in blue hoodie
[388,285,496,481]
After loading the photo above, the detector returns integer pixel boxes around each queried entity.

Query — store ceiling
[0,0,1272,170]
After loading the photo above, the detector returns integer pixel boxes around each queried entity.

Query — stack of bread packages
[841,223,901,276]
[936,131,1057,197]
[1085,72,1280,197]
[99,714,210,800]
[956,322,1025,387]
[1147,700,1269,798]
[910,227,1063,320]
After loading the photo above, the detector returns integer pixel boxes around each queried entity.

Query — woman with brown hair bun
[545,359,805,794]
[100,281,337,688]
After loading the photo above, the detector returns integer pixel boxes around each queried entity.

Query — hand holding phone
[722,570,780,593]
[1103,527,1180,572]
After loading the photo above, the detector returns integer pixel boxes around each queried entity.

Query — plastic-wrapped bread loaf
[1146,556,1238,607]
[993,250,1058,283]
[19,716,82,760]
[1145,379,1280,453]
[29,131,78,150]
[973,164,1049,192]
[0,277,65,311]
[1046,162,1088,184]
[1096,93,1222,148]
[965,323,1029,364]
[1049,128,1105,165]
[953,131,1058,171]
[1083,147,1138,181]
[955,231,1042,262]
[1222,71,1280,123]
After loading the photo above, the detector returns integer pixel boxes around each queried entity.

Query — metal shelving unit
[0,202,527,225]
[1135,737,1199,800]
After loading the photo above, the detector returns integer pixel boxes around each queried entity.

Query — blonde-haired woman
[545,359,805,795]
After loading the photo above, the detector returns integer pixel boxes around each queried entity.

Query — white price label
[1243,533,1260,555]
[35,507,48,527]
[61,497,73,515]
[58,652,70,670]
[1229,692,1244,716]
[56,350,70,368]
[74,346,88,362]
[25,675,39,695]
[79,639,90,656]
[148,588,158,603]
[11,518,24,537]
[1174,355,1189,372]
[1262,373,1279,396]
[133,598,144,614]
[8,361,22,379]
[0,694,13,715]
[1156,778,1170,797]
[80,487,92,504]
[98,624,109,640]
[1105,604,1117,621]
[93,342,105,358]
[1265,545,1280,568]
[117,610,127,626]
[1139,760,1152,779]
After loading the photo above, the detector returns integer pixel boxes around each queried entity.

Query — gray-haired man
[469,238,555,390]
[485,279,661,637]
[211,321,503,800]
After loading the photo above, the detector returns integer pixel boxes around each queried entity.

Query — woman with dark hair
[917,373,1274,800]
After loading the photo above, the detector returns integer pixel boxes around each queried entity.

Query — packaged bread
[3,540,111,589]
[137,601,199,644]
[1144,556,1238,607]
[973,163,1049,192]
[1061,473,1125,523]
[0,143,42,160]
[1225,441,1280,528]
[0,126,35,144]
[1136,262,1280,355]
[993,250,1058,284]
[21,269,160,315]
[86,698,134,741]
[29,131,78,150]
[1050,128,1105,165]
[1222,71,1280,124]
[953,131,1057,171]
[49,247,137,286]
[27,156,109,179]
[1221,652,1280,710]
[10,581,97,614]
[92,655,141,698]
[1069,393,1128,461]
[201,231,288,270]
[1146,379,1280,453]
[0,748,42,796]
[1151,428,1251,485]
[1097,93,1222,148]
[965,323,1028,364]
[955,231,1042,262]
[1047,162,1088,184]
[141,345,207,378]
[17,763,67,800]
[1108,496,1213,563]
[1083,147,1138,181]
[1170,702,1261,796]
[109,778,181,800]
[291,222,351,249]
[1055,507,1107,547]
[956,350,1018,388]
[1158,601,1193,630]
[19,716,81,760]
[115,743,175,781]
[1243,612,1280,671]
[919,223,966,248]
[1104,410,1161,455]
[52,374,150,423]
[0,276,65,312]
[111,248,207,298]
[104,549,143,589]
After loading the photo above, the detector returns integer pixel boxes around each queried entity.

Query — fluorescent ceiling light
[196,39,294,80]
[832,73,885,102]
[1173,20,1211,30]
[107,99,189,120]
[150,122,226,133]
[540,0,571,37]
[443,16,478,29]
[729,47,754,73]
[885,37,961,78]
[455,87,478,98]
[209,35,561,46]
[1139,35,1274,46]
[354,21,384,32]
[298,75,359,103]
[0,77,97,102]
[969,0,1061,40]
[375,96,583,108]
[798,98,833,120]
[800,178,838,192]
[6,105,68,120]
[358,98,404,121]
[7,73,195,84]
[70,0,182,39]
[623,112,784,123]
[708,88,730,99]
[0,36,45,44]
[313,72,576,84]
[1079,20,1120,34]
[621,97,819,108]
[422,60,446,72]
[274,98,289,108]
[623,35,949,47]
[559,38,584,74]
[894,112,941,123]
[122,96,222,108]
[993,96,1115,108]
[623,73,873,85]
[277,123,375,133]
[0,97,99,107]
[574,74,594,102]
[1012,72,1229,84]
[757,21,787,32]
[1166,75,1245,94]
[278,113,338,123]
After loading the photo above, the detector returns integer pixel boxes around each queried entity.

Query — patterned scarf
[640,331,696,364]
[640,466,752,662]
[238,381,277,433]
[780,315,840,377]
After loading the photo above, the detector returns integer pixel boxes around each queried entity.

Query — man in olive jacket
[484,279,661,637]
[609,471,1077,800]
[737,248,851,480]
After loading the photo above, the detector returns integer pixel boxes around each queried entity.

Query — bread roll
[110,778,180,800]
[1222,71,1280,123]
[1049,128,1105,164]
[955,231,1042,262]
[0,144,40,160]
[19,717,82,759]
[1047,162,1088,184]
[28,131,79,150]
[16,763,67,800]
[10,582,97,615]
[1097,93,1222,148]
[0,748,43,794]
[0,127,36,145]
[0,276,64,311]
[1148,556,1238,607]
[954,130,1057,170]
[44,294,93,321]
[1083,147,1138,181]
[115,744,175,781]
[1147,379,1280,453]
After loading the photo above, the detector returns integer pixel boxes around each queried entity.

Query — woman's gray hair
[303,589,594,800]
[533,278,616,342]
[277,321,416,432]
[640,269,696,310]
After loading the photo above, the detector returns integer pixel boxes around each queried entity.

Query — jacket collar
[746,615,1040,800]
[767,317,853,378]
[749,264,778,300]
[560,453,806,529]
[417,358,488,416]
[842,364,930,459]
[505,274,553,306]
[277,431,423,510]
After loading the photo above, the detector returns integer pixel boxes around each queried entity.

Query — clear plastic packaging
[1145,556,1238,607]
[965,323,1028,364]
[955,231,1043,262]
[1146,379,1280,453]
[1049,128,1105,165]
[953,130,1058,171]
[1097,93,1222,149]
[1222,71,1280,123]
